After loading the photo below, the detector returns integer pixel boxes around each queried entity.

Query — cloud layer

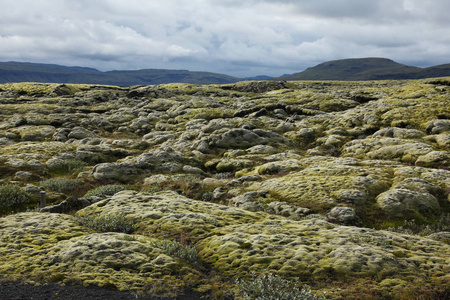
[1,0,448,77]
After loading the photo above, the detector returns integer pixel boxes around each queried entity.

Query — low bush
[149,239,198,266]
[235,272,325,300]
[0,184,31,214]
[39,178,81,195]
[76,212,139,234]
[83,184,126,198]
[47,159,89,175]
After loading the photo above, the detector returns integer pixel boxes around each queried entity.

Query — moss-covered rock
[1,79,449,298]
[250,157,391,212]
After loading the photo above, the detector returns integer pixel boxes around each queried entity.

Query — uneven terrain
[0,79,449,299]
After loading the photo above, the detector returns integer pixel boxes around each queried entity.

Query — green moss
[0,142,75,158]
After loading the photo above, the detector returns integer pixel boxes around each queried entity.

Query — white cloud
[0,0,448,77]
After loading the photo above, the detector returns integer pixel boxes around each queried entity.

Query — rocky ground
[0,79,449,299]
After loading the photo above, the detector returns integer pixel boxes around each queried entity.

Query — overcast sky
[0,0,449,77]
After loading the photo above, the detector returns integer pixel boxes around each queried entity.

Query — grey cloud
[0,0,448,77]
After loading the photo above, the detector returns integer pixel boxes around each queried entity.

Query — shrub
[83,185,126,198]
[149,240,198,266]
[0,184,31,214]
[76,212,139,234]
[47,159,89,175]
[39,178,81,195]
[235,272,325,300]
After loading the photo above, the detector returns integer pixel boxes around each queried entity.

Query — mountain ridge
[0,61,240,85]
[1,58,450,85]
[273,58,450,81]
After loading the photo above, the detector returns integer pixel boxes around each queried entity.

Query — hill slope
[274,58,450,81]
[0,61,240,85]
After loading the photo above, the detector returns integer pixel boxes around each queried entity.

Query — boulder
[182,165,204,175]
[327,206,360,225]
[13,125,56,141]
[332,189,368,206]
[255,159,302,175]
[372,127,425,139]
[246,145,277,155]
[14,171,34,181]
[133,147,192,172]
[92,163,144,182]
[392,177,445,199]
[67,127,97,140]
[426,119,450,134]
[214,128,268,149]
[376,189,440,217]
[415,151,449,167]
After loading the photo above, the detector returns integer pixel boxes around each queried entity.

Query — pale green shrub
[47,159,89,175]
[149,240,198,265]
[76,212,139,234]
[0,184,31,213]
[39,178,81,195]
[83,185,126,198]
[236,272,325,300]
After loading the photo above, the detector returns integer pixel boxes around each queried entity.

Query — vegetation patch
[236,272,325,300]
[76,211,139,234]
[83,184,126,198]
[0,184,31,214]
[39,178,82,195]
[149,239,198,266]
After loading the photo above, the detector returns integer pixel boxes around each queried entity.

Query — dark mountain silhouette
[273,58,450,81]
[0,61,240,85]
[1,58,449,85]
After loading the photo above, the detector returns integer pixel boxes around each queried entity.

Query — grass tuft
[76,212,139,234]
[83,184,126,198]
[235,272,325,300]
[149,240,198,266]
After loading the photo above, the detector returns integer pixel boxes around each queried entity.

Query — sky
[0,0,449,77]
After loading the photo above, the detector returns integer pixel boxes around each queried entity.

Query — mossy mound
[198,218,450,287]
[77,190,266,241]
[250,157,392,211]
[0,212,201,296]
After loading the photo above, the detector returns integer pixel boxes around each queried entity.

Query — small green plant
[39,178,81,195]
[235,272,325,300]
[0,184,31,214]
[83,184,126,198]
[76,212,139,234]
[47,159,89,175]
[149,239,198,266]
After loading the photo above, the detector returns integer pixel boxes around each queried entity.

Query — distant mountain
[243,75,273,81]
[0,62,240,85]
[274,58,450,81]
